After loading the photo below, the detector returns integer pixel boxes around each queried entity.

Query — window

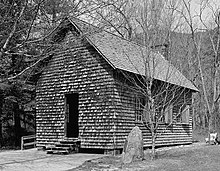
[135,98,175,124]
[135,97,145,122]
[135,97,152,122]
[153,105,164,122]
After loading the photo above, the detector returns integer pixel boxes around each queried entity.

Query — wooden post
[192,94,195,130]
[21,137,24,150]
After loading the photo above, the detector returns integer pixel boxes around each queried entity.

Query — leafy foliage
[0,0,45,147]
[0,0,99,148]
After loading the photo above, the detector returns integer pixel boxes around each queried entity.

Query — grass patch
[73,144,220,171]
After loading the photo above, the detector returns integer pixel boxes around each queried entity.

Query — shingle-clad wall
[36,27,116,149]
[36,19,194,151]
[113,81,193,148]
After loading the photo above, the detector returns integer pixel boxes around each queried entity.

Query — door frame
[64,92,79,138]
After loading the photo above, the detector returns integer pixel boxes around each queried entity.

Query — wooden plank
[23,142,36,147]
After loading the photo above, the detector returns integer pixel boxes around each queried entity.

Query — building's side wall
[36,25,116,149]
[114,79,193,148]
[112,83,135,149]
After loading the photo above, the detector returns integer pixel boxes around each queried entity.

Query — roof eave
[68,18,116,70]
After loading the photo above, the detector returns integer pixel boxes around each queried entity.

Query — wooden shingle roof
[68,18,198,92]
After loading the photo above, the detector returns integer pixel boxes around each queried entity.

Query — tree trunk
[192,95,195,131]
[0,102,2,147]
[14,103,21,147]
[151,127,156,160]
[0,90,3,147]
[52,0,56,25]
[207,111,214,145]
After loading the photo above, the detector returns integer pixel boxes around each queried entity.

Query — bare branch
[1,0,28,52]
[7,53,53,81]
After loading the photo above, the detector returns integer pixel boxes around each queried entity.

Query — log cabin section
[36,17,198,151]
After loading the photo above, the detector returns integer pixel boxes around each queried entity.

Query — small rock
[121,126,144,164]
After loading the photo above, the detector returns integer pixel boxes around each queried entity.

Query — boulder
[121,126,144,164]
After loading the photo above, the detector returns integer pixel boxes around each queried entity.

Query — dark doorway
[65,93,79,138]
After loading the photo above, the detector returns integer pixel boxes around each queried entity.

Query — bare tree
[108,0,193,159]
[180,0,220,143]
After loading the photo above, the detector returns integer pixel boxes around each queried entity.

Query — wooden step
[55,142,75,147]
[53,146,71,150]
[59,140,80,144]
[46,146,72,154]
[61,138,77,140]
[46,138,81,155]
[47,149,69,155]
[45,145,55,150]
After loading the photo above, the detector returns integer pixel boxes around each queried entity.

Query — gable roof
[67,17,198,92]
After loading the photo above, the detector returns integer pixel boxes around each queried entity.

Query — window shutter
[169,105,173,123]
[165,106,169,123]
[182,105,190,123]
[143,104,150,122]
[165,105,173,123]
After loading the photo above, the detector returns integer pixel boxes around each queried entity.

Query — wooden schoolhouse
[36,17,198,153]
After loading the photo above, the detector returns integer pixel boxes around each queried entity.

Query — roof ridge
[68,17,180,71]
[67,17,151,51]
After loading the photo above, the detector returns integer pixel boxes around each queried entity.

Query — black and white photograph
[0,0,220,170]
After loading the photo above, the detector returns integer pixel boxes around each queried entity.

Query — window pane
[135,97,146,122]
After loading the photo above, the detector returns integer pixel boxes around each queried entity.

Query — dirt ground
[1,142,219,171]
[0,149,104,171]
[72,143,220,171]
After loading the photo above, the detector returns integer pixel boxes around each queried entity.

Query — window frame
[135,96,145,122]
